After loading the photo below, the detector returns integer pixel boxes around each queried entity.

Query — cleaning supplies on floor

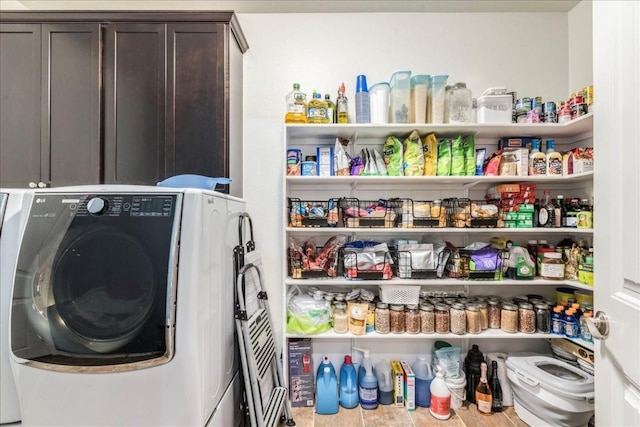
[413,356,434,408]
[316,356,339,415]
[339,355,358,409]
[375,359,394,405]
[430,367,451,420]
[354,347,378,410]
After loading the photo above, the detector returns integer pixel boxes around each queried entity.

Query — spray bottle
[353,347,378,409]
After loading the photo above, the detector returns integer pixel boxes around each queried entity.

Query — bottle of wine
[475,361,492,415]
[490,360,503,413]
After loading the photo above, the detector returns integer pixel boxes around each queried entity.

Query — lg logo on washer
[35,198,45,203]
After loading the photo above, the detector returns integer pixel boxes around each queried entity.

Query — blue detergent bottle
[339,355,359,408]
[354,347,378,410]
[413,356,434,408]
[315,356,339,415]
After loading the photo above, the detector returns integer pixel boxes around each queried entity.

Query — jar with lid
[464,303,481,334]
[435,303,450,333]
[420,303,435,334]
[476,301,489,330]
[535,303,551,333]
[540,252,565,280]
[447,82,473,124]
[333,302,348,334]
[374,302,390,334]
[487,299,501,329]
[501,303,518,333]
[390,304,405,334]
[450,302,466,335]
[518,302,536,333]
[405,304,420,334]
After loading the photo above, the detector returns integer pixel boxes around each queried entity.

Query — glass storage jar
[390,304,405,334]
[435,303,450,333]
[420,303,435,334]
[476,301,489,330]
[465,303,481,334]
[518,302,536,333]
[487,299,501,329]
[450,302,466,335]
[447,82,473,124]
[501,302,518,333]
[405,304,420,334]
[535,303,551,333]
[333,302,348,334]
[375,302,390,334]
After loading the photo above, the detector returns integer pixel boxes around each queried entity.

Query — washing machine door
[10,192,181,372]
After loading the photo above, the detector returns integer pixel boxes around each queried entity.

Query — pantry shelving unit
[282,113,594,367]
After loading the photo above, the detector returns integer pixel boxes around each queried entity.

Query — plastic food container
[429,74,449,124]
[477,94,513,123]
[389,70,411,123]
[410,74,430,123]
[369,82,390,124]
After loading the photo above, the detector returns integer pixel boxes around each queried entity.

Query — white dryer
[0,188,32,425]
[9,185,245,426]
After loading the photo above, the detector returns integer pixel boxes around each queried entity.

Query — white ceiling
[13,0,582,13]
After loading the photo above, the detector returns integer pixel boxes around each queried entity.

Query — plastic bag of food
[421,133,438,176]
[371,147,388,176]
[286,287,332,334]
[463,135,476,176]
[402,130,424,176]
[347,301,369,335]
[334,138,351,176]
[383,135,404,176]
[436,139,452,176]
[450,135,465,176]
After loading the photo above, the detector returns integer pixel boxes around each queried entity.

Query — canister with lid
[435,303,450,333]
[501,303,518,333]
[541,252,565,280]
[390,304,405,334]
[420,303,435,334]
[375,302,390,334]
[333,302,348,334]
[465,303,481,334]
[535,303,551,333]
[405,304,421,334]
[450,302,466,335]
[518,302,536,333]
[487,299,501,329]
[476,301,489,330]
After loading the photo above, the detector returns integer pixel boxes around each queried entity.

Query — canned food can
[516,97,532,112]
[532,97,543,115]
[526,110,541,123]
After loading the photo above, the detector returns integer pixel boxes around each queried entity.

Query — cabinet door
[167,23,227,186]
[42,24,101,187]
[0,23,41,188]
[103,23,166,185]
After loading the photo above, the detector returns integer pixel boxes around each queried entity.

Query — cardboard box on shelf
[391,360,405,407]
[400,360,416,411]
[288,339,315,407]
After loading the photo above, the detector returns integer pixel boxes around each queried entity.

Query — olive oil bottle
[336,82,348,123]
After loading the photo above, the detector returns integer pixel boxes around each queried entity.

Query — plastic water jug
[315,356,339,415]
[375,359,394,405]
[339,355,358,408]
[430,368,451,420]
[413,356,434,408]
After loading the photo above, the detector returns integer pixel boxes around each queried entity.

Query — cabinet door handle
[583,310,609,340]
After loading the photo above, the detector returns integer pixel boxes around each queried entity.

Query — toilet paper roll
[486,352,513,407]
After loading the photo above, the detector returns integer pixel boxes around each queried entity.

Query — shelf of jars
[285,277,594,292]
[285,112,593,140]
[285,329,556,339]
[286,226,594,235]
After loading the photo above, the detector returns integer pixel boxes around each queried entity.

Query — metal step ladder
[234,214,295,427]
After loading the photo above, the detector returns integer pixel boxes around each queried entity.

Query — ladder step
[263,387,287,427]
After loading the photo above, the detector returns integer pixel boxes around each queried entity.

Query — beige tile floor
[287,403,529,427]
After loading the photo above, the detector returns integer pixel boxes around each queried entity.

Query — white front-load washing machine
[9,185,245,426]
[0,188,32,425]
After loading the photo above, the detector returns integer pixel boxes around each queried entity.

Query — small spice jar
[333,302,348,334]
[464,303,481,334]
[374,302,390,335]
[487,299,501,329]
[390,304,405,334]
[405,304,420,334]
[540,252,565,280]
[535,303,551,333]
[518,302,536,334]
[420,303,435,334]
[435,303,450,333]
[501,302,518,333]
[450,302,466,335]
[476,301,489,330]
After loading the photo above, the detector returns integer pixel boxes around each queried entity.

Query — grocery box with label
[288,338,315,407]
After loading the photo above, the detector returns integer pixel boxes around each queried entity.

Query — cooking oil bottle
[307,91,330,124]
[324,94,335,123]
[285,83,307,123]
[336,83,348,123]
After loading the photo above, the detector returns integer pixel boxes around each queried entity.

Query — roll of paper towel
[486,352,513,407]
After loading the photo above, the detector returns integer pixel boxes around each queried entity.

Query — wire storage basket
[339,198,399,228]
[391,247,438,279]
[396,198,447,228]
[459,247,510,280]
[288,197,340,227]
[445,198,499,228]
[341,245,394,280]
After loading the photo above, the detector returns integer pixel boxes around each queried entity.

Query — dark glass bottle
[554,194,566,228]
[538,189,554,228]
[490,360,503,412]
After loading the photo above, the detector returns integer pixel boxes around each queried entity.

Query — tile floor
[287,403,529,427]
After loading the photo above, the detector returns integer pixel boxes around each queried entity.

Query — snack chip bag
[383,135,404,176]
[421,133,438,176]
[402,130,424,176]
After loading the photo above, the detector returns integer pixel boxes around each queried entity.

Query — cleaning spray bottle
[375,359,394,405]
[413,356,434,408]
[353,347,378,410]
[315,356,339,415]
[339,355,359,408]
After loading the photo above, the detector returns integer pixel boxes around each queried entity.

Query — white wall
[568,0,593,92]
[239,12,570,342]
[0,0,28,9]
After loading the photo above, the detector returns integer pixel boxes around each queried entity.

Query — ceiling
[14,0,582,13]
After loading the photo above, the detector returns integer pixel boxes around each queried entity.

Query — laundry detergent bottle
[354,347,378,409]
[339,355,359,408]
[315,356,339,415]
[413,356,434,408]
[375,359,394,405]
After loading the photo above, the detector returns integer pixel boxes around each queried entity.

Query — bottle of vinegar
[336,83,349,124]
[475,362,492,415]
